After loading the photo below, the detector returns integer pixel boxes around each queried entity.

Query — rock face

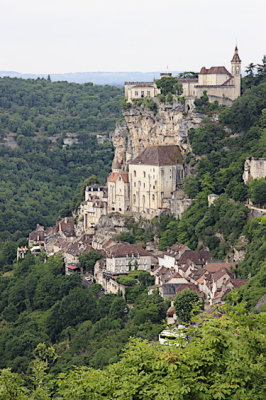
[111,99,206,169]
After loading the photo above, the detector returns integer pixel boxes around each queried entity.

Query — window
[147,91,150,96]
[134,182,136,187]
[142,195,145,206]
[143,183,145,188]
[152,194,155,201]
[133,194,136,203]
[143,171,146,178]
[134,170,136,177]
[141,91,144,97]
[135,91,138,96]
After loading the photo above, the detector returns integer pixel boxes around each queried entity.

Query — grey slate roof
[130,145,183,166]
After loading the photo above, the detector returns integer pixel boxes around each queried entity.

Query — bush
[116,276,137,286]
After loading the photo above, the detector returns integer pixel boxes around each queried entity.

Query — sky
[0,0,265,74]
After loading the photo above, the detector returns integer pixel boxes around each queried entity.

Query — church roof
[108,172,129,183]
[130,145,183,166]
[231,46,241,63]
[199,66,231,76]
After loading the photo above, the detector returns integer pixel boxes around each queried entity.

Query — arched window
[143,171,146,178]
[133,194,136,203]
[142,195,145,207]
[134,170,136,177]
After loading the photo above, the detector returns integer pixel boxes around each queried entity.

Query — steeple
[231,46,241,75]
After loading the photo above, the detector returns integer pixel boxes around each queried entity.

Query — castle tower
[231,46,241,99]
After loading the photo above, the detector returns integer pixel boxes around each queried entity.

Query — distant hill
[0,71,181,86]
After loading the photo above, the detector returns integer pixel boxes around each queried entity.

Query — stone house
[55,217,75,241]
[29,224,45,247]
[158,242,190,269]
[125,82,160,102]
[107,166,130,214]
[105,242,155,274]
[82,185,108,232]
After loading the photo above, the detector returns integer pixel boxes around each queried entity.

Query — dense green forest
[0,254,166,374]
[0,78,124,242]
[0,77,123,137]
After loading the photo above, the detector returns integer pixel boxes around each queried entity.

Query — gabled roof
[199,66,232,76]
[106,242,151,258]
[206,261,236,273]
[108,172,129,183]
[230,279,248,289]
[213,269,233,283]
[178,250,210,266]
[130,145,183,166]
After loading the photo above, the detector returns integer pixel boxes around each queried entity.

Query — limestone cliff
[111,99,206,169]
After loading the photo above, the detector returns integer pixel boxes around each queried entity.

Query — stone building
[125,47,241,105]
[129,145,184,217]
[243,158,266,184]
[125,82,160,102]
[105,242,155,274]
[107,163,130,214]
[82,185,108,232]
[107,145,185,218]
[180,46,241,104]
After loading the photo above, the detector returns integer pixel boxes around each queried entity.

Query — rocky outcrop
[92,214,128,249]
[110,99,206,169]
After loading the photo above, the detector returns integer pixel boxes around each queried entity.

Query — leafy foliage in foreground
[1,305,265,399]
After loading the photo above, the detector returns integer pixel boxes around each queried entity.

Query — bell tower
[231,45,241,75]
[231,46,241,99]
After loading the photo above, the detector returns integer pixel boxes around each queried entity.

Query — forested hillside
[0,78,124,242]
[0,254,166,374]
[0,77,123,137]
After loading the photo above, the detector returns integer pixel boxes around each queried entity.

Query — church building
[107,145,184,218]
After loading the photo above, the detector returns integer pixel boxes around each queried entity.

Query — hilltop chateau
[125,46,241,105]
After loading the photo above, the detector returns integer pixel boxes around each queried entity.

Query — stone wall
[243,158,266,184]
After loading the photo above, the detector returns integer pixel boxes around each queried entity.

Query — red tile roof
[108,172,129,183]
[230,279,248,289]
[206,261,236,273]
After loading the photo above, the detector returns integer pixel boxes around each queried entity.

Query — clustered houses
[26,219,93,274]
[151,243,248,305]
